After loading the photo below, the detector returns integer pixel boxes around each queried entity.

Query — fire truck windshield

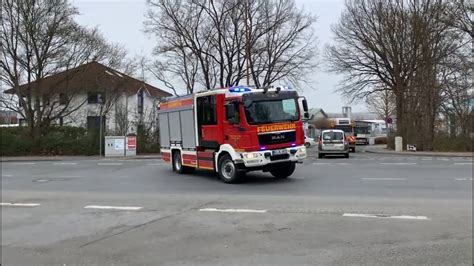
[244,98,299,125]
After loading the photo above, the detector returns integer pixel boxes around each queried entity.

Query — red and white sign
[127,136,136,150]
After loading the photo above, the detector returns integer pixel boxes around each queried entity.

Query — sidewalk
[1,154,162,162]
[365,145,473,157]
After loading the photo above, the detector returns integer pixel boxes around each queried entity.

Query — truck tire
[270,162,296,179]
[218,154,243,183]
[173,151,194,174]
[344,153,350,158]
[318,153,324,158]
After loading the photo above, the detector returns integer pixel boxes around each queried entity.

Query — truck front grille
[258,131,296,146]
[270,154,290,161]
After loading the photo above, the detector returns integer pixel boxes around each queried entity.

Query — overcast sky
[72,0,366,113]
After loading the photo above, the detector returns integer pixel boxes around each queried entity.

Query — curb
[1,155,162,162]
[365,148,473,158]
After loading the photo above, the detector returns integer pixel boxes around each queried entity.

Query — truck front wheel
[218,154,243,183]
[270,162,296,179]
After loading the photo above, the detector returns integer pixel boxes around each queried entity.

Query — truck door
[196,95,219,149]
[223,101,251,150]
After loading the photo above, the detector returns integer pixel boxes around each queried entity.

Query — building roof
[326,112,381,120]
[4,61,172,98]
[308,108,328,119]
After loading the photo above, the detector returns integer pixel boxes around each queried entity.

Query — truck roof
[161,85,295,102]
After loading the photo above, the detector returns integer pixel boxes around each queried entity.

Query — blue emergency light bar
[229,86,251,93]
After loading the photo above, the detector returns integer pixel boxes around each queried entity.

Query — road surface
[1,148,472,265]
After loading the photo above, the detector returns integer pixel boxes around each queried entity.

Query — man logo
[271,134,285,141]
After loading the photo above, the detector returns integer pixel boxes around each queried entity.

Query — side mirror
[302,98,309,119]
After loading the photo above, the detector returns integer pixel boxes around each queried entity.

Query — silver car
[318,129,350,158]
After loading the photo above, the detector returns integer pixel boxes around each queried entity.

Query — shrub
[375,137,388,145]
[383,132,473,152]
[0,126,100,156]
[433,133,473,152]
[1,126,160,156]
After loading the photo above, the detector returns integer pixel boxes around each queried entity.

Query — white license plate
[272,149,287,156]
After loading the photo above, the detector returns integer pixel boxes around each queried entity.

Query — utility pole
[99,115,102,156]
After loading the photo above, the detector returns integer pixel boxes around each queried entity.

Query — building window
[88,92,105,104]
[137,89,144,114]
[87,116,105,130]
[59,93,67,105]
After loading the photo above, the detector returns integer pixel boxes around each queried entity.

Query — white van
[318,129,350,158]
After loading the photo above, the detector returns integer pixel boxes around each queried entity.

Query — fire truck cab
[158,86,309,183]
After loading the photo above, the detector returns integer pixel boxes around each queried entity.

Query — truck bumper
[237,146,306,168]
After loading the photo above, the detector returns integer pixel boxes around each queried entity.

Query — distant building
[305,108,328,138]
[307,108,328,121]
[0,110,18,125]
[4,62,172,134]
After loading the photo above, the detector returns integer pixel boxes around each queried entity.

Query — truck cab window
[197,96,217,125]
[225,102,240,124]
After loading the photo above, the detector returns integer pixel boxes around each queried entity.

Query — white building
[5,62,172,134]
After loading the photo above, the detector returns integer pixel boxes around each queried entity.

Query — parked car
[318,129,350,158]
[305,136,317,147]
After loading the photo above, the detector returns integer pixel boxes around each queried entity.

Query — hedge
[433,134,473,152]
[1,126,161,156]
[386,132,472,152]
[1,126,100,156]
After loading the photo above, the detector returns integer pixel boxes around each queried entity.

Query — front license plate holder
[272,149,288,156]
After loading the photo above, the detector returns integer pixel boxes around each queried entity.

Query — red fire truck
[158,86,309,183]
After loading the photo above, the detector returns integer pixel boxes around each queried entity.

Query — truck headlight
[242,152,259,159]
[296,146,306,156]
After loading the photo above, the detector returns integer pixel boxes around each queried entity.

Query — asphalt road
[1,148,472,265]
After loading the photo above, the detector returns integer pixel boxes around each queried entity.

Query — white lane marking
[0,202,40,207]
[337,163,351,165]
[454,162,472,165]
[199,208,267,213]
[421,157,432,161]
[291,176,305,179]
[34,179,50,182]
[53,162,77,165]
[98,162,124,165]
[379,162,417,165]
[147,163,167,166]
[437,158,450,161]
[454,178,474,181]
[84,205,142,211]
[11,162,36,165]
[343,213,428,220]
[362,178,406,181]
[59,175,84,178]
[2,174,13,177]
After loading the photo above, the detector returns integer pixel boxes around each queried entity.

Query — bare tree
[326,0,467,150]
[0,0,131,136]
[365,88,396,120]
[144,0,317,93]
